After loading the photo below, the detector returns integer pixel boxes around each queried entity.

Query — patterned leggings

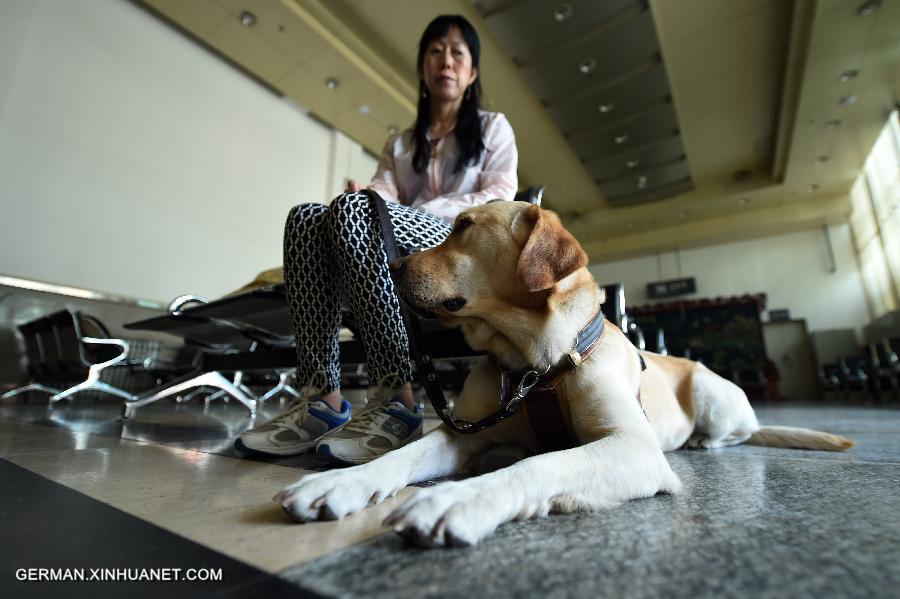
[283,192,450,396]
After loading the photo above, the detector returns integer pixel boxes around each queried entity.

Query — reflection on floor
[1,395,898,598]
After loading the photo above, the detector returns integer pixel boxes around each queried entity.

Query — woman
[236,14,518,465]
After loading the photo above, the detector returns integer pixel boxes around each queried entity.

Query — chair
[2,317,64,400]
[866,341,899,402]
[837,356,872,403]
[513,185,544,205]
[880,339,900,397]
[625,317,646,350]
[122,286,299,418]
[49,311,139,405]
[1,310,138,405]
[601,282,627,330]
[643,325,668,355]
[819,363,843,401]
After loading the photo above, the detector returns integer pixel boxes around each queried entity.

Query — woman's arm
[367,135,402,203]
[417,113,518,222]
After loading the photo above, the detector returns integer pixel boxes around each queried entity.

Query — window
[850,110,900,318]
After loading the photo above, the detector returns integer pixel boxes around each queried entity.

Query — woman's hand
[345,179,365,193]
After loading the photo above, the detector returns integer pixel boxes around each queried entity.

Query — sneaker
[316,398,422,466]
[235,398,351,457]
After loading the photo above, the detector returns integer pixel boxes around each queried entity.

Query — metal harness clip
[505,368,547,413]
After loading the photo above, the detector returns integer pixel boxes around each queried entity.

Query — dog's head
[390,201,588,323]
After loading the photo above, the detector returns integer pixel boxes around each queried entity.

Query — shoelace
[266,370,329,426]
[343,403,393,434]
[266,398,313,426]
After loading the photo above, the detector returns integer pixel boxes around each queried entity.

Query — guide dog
[276,201,853,548]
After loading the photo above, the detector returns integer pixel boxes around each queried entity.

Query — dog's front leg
[277,426,490,522]
[385,432,681,547]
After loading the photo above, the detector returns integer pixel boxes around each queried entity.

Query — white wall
[0,0,376,302]
[589,224,872,334]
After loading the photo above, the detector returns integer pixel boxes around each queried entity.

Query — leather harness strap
[517,312,607,452]
[490,308,606,452]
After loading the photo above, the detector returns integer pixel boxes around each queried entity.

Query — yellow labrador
[277,201,852,547]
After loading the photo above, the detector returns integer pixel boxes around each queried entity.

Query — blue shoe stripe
[383,406,423,434]
[308,402,351,429]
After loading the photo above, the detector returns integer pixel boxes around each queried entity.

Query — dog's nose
[442,298,466,312]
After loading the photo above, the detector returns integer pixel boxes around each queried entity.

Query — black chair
[819,363,843,401]
[625,317,646,350]
[122,290,295,418]
[837,356,872,403]
[885,339,900,402]
[867,341,899,402]
[513,186,544,205]
[184,290,299,404]
[643,325,668,355]
[3,310,137,405]
[2,318,64,400]
[600,282,627,330]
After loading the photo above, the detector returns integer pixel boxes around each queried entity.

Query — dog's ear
[516,204,588,292]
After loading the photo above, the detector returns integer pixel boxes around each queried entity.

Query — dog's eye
[454,218,473,234]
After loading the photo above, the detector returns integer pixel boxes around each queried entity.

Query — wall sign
[768,309,791,322]
[647,277,697,299]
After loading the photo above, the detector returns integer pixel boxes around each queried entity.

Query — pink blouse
[367,110,518,223]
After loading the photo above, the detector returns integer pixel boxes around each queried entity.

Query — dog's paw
[685,432,711,449]
[276,469,397,522]
[383,481,502,548]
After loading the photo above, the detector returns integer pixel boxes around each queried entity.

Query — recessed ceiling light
[325,78,339,90]
[839,95,857,107]
[857,0,882,17]
[239,11,256,27]
[614,134,628,144]
[824,119,842,130]
[839,69,860,82]
[637,176,648,190]
[626,160,640,168]
[598,102,614,113]
[388,125,399,135]
[807,184,819,193]
[553,3,574,22]
[578,57,597,75]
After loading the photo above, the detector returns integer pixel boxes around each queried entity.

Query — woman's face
[421,26,478,105]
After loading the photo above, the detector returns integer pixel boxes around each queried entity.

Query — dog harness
[490,308,606,451]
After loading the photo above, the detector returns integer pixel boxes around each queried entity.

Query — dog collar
[492,306,607,413]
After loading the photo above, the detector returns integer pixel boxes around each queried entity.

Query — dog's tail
[746,426,854,452]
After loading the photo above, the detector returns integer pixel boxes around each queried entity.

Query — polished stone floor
[0,394,897,598]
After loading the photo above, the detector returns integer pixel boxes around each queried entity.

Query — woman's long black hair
[412,15,484,175]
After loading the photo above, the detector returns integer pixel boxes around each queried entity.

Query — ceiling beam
[581,193,851,262]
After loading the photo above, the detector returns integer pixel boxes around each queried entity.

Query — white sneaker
[235,398,351,457]
[316,398,422,466]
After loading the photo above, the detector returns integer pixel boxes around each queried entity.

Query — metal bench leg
[205,372,253,405]
[124,371,256,419]
[2,383,61,400]
[259,370,300,404]
[49,366,136,405]
[175,387,208,403]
